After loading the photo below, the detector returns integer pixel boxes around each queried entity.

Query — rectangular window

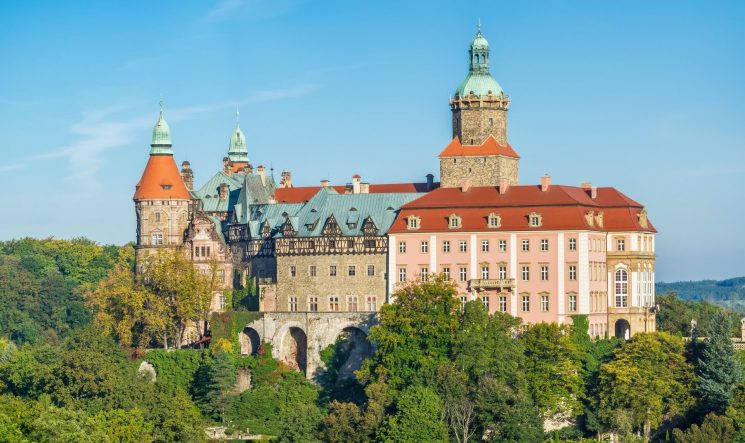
[522,295,530,312]
[348,265,356,277]
[206,247,210,257]
[569,238,577,251]
[290,266,296,277]
[290,296,298,312]
[309,297,318,312]
[617,239,626,252]
[460,296,468,306]
[420,267,428,281]
[521,239,529,251]
[442,267,450,280]
[398,267,407,282]
[541,295,549,312]
[481,296,489,309]
[309,265,317,277]
[459,240,467,253]
[194,246,199,257]
[499,296,507,312]
[218,269,225,284]
[522,266,530,281]
[398,241,406,253]
[152,233,163,245]
[541,239,549,251]
[348,296,358,312]
[498,265,507,279]
[541,266,549,281]
[366,296,377,311]
[569,294,577,312]
[443,240,450,253]
[155,212,161,222]
[569,265,577,281]
[329,296,339,312]
[420,241,429,253]
[329,265,337,277]
[367,265,375,276]
[459,267,467,282]
[481,265,489,279]
[498,239,507,252]
[481,240,489,252]
[218,294,226,311]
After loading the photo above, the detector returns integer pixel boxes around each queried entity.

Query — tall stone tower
[133,102,192,267]
[440,25,519,188]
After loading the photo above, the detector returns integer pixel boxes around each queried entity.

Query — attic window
[528,212,543,228]
[386,207,394,211]
[407,215,421,230]
[310,209,317,213]
[350,207,357,211]
[487,212,501,228]
[161,185,172,190]
[448,214,462,229]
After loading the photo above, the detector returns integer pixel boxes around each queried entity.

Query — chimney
[426,173,434,191]
[180,161,193,191]
[581,182,597,199]
[280,170,293,188]
[360,182,370,194]
[320,179,330,187]
[460,179,472,193]
[541,174,551,192]
[219,183,229,201]
[257,165,266,186]
[499,177,509,195]
[352,174,361,194]
[223,157,232,175]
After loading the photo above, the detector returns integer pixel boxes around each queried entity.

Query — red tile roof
[438,135,520,159]
[388,184,655,233]
[133,155,191,201]
[275,182,438,203]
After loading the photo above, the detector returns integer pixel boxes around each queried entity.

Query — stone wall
[453,107,507,146]
[275,253,387,312]
[439,155,519,188]
[134,199,191,265]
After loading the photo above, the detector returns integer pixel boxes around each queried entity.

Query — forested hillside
[657,277,745,310]
[2,238,745,442]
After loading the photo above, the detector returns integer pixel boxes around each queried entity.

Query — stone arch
[280,326,307,373]
[239,327,260,356]
[332,326,373,380]
[615,319,631,340]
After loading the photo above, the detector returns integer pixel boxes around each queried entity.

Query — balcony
[469,278,515,290]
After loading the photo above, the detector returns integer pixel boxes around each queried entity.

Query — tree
[598,332,695,441]
[358,277,460,389]
[672,413,736,443]
[197,351,236,423]
[521,322,583,420]
[378,385,448,443]
[695,312,743,415]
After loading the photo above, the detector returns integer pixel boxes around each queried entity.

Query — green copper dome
[227,111,249,163]
[454,28,504,99]
[150,102,173,155]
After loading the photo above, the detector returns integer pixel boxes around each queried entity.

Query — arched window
[615,269,628,308]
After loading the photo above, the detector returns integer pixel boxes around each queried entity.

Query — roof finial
[477,18,481,33]
[236,106,240,126]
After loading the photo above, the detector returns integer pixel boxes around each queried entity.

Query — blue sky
[0,0,743,282]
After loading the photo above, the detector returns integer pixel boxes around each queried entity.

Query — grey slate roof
[193,171,245,213]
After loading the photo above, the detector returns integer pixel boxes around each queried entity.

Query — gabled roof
[389,184,655,233]
[133,155,191,200]
[438,135,520,159]
[275,182,438,203]
[192,171,245,213]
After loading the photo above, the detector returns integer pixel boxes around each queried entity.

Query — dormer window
[637,209,649,229]
[595,211,604,228]
[448,214,462,229]
[161,185,172,190]
[487,212,501,228]
[528,212,542,228]
[407,215,421,230]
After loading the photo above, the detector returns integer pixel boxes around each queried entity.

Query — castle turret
[440,24,519,188]
[133,102,192,266]
[227,109,249,173]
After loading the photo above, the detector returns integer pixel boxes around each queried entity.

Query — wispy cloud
[26,84,322,186]
[204,0,296,23]
[0,164,23,173]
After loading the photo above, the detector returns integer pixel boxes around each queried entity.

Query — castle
[134,27,657,377]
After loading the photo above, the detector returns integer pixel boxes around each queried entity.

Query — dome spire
[227,107,249,165]
[454,25,504,99]
[150,99,173,155]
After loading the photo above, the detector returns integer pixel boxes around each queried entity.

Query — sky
[0,0,743,282]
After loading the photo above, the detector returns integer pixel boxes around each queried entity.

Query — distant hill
[656,277,745,311]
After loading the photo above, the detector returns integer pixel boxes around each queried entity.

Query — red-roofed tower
[133,102,192,267]
[442,25,519,188]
